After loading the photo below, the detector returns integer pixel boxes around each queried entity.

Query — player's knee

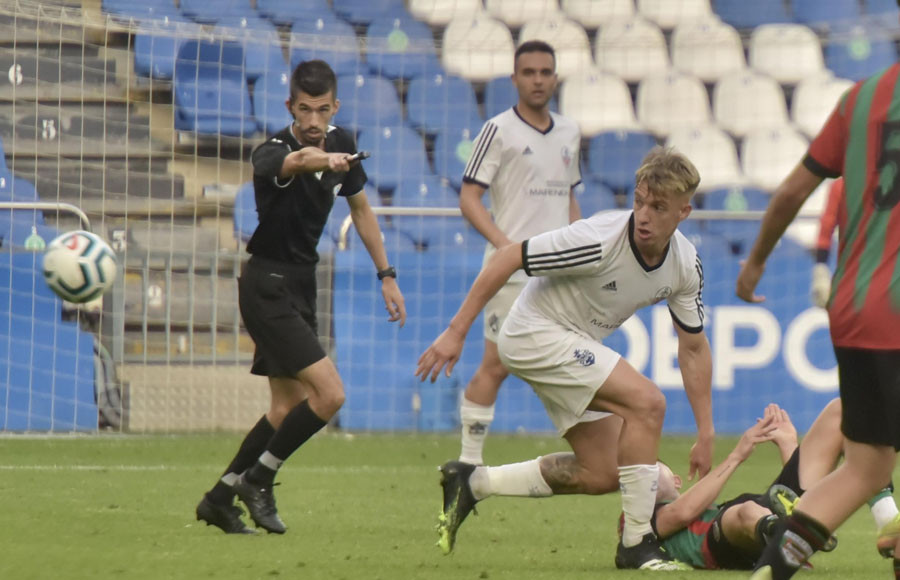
[479,357,508,384]
[632,386,666,426]
[319,386,346,417]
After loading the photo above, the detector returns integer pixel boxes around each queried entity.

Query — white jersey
[512,210,705,342]
[464,107,582,281]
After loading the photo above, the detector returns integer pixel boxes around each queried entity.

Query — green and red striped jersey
[804,63,900,349]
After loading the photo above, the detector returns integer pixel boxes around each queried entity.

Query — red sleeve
[816,178,844,253]
[803,93,851,179]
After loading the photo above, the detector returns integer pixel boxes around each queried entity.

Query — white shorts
[498,312,618,435]
[484,279,526,342]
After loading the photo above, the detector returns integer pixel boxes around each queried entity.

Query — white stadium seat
[713,70,788,137]
[442,14,515,81]
[636,71,711,137]
[519,16,593,80]
[667,125,743,191]
[595,16,669,83]
[561,0,635,28]
[408,0,483,26]
[742,126,810,191]
[792,73,854,138]
[486,0,561,28]
[560,69,639,136]
[672,17,745,83]
[637,0,713,29]
[749,24,825,84]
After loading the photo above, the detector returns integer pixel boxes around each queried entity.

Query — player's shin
[459,397,495,465]
[618,463,659,547]
[469,458,552,500]
[753,511,832,580]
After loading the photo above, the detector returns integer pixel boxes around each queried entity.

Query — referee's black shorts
[835,346,900,451]
[239,255,326,378]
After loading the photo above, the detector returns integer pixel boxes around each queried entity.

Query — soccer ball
[43,230,118,303]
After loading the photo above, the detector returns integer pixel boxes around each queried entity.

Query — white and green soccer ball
[43,230,118,303]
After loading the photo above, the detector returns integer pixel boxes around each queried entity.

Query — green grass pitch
[0,432,895,580]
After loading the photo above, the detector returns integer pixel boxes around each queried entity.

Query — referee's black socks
[754,511,831,579]
[246,400,327,486]
[208,415,275,505]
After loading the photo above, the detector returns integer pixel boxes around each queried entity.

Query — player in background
[736,43,900,578]
[650,400,897,570]
[418,147,714,570]
[195,60,405,535]
[809,178,845,308]
[455,40,583,467]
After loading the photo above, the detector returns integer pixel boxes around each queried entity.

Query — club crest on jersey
[653,286,673,303]
[561,146,572,167]
[573,348,595,367]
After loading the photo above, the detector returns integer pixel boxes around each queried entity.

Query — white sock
[220,472,239,486]
[469,458,553,501]
[619,463,659,548]
[459,397,495,465]
[870,494,900,530]
[259,450,284,471]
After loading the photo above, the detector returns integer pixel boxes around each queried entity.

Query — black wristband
[377,266,396,280]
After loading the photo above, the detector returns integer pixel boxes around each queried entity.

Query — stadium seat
[561,0,635,29]
[712,0,790,29]
[666,125,743,191]
[792,74,854,138]
[256,0,333,26]
[408,0,482,26]
[366,16,443,80]
[433,122,483,190]
[486,0,561,28]
[406,74,481,135]
[594,17,670,84]
[103,0,180,22]
[586,130,658,193]
[442,14,515,82]
[334,74,403,132]
[484,76,558,119]
[212,16,285,83]
[133,17,201,80]
[253,66,293,135]
[560,69,639,136]
[575,178,619,216]
[866,0,900,17]
[792,0,861,28]
[389,176,468,249]
[0,176,43,226]
[749,24,825,84]
[0,217,60,249]
[671,17,746,83]
[179,0,254,24]
[173,40,256,137]
[233,181,257,242]
[701,185,770,211]
[636,71,711,137]
[290,16,363,78]
[518,16,593,80]
[333,0,407,26]
[637,0,713,29]
[389,174,458,207]
[741,126,810,192]
[825,25,898,82]
[356,125,432,192]
[713,71,789,137]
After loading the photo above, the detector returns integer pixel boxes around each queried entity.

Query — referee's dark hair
[289,60,338,103]
[514,40,556,70]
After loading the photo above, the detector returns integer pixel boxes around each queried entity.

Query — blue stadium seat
[0,218,60,250]
[701,186,770,211]
[586,130,658,193]
[433,122,482,191]
[866,0,900,16]
[389,174,457,207]
[334,74,403,132]
[365,15,443,80]
[289,17,363,78]
[575,178,619,217]
[180,0,254,24]
[257,0,334,26]
[252,66,293,135]
[102,0,179,22]
[133,18,201,80]
[173,40,256,137]
[792,0,861,27]
[713,0,790,29]
[333,0,407,26]
[0,176,43,226]
[357,125,432,192]
[484,76,558,119]
[406,73,482,135]
[233,182,257,242]
[212,16,285,82]
[825,25,898,81]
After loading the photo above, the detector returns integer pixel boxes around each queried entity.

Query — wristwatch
[377,266,397,280]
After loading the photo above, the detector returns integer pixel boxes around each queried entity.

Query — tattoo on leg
[540,453,583,494]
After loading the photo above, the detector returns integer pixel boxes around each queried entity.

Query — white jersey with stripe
[464,107,582,281]
[512,210,705,342]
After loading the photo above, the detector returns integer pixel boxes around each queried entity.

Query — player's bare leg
[459,340,507,465]
[539,415,623,495]
[721,501,778,552]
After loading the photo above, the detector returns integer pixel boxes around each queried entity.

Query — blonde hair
[634,146,701,199]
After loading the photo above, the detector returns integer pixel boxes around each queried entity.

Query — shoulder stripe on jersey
[694,255,705,325]
[528,254,603,273]
[526,243,603,272]
[527,242,603,260]
[464,122,498,179]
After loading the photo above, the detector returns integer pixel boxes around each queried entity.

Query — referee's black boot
[196,494,257,534]
[233,472,287,534]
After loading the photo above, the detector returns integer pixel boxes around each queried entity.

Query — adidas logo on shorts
[602,280,617,291]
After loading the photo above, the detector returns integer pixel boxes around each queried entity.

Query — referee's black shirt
[247,124,367,265]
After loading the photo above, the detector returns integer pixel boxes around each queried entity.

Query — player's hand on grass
[381,277,406,327]
[732,415,777,462]
[763,403,798,451]
[688,435,713,481]
[416,327,465,383]
[736,259,766,303]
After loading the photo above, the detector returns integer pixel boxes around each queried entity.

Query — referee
[196,60,406,534]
